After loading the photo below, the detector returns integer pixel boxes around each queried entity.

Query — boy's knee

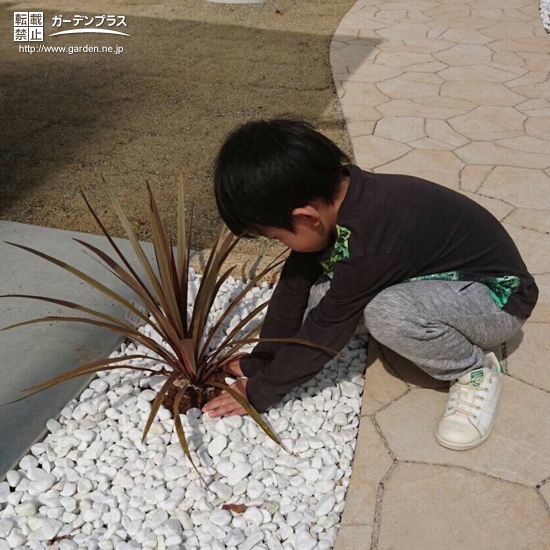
[364,285,429,344]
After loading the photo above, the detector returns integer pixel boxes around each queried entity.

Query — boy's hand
[202,378,249,418]
[218,353,248,378]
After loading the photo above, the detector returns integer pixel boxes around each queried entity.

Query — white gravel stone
[85,441,106,460]
[15,501,37,516]
[278,522,293,541]
[240,531,264,550]
[226,462,252,485]
[247,479,266,499]
[296,531,318,550]
[216,460,234,477]
[5,470,21,488]
[77,478,93,494]
[316,480,336,495]
[303,469,320,482]
[163,518,183,536]
[27,468,56,494]
[316,494,337,517]
[42,519,62,540]
[83,508,101,522]
[226,527,246,545]
[214,419,231,436]
[266,534,284,550]
[6,528,26,548]
[210,510,232,527]
[332,412,348,426]
[208,434,228,457]
[74,428,95,442]
[28,515,45,531]
[147,509,168,530]
[59,541,78,550]
[224,415,244,430]
[60,496,77,512]
[161,465,185,482]
[287,511,303,527]
[0,518,15,537]
[19,455,38,470]
[243,506,264,526]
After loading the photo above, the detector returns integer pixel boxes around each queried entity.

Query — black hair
[213,116,352,237]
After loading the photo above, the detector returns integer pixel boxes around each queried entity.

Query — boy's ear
[292,204,321,225]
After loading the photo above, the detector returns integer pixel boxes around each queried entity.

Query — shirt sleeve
[239,250,324,378]
[245,254,412,412]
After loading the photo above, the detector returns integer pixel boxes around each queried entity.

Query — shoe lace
[448,380,490,419]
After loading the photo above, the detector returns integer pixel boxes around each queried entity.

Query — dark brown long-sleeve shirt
[240,164,538,413]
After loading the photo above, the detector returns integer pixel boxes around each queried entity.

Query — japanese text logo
[14,13,129,42]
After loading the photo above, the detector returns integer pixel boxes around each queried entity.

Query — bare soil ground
[0,0,355,259]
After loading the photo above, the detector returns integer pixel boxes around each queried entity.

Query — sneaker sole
[435,424,493,451]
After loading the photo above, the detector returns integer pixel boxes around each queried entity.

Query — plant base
[163,370,228,415]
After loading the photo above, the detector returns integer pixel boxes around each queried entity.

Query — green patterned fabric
[403,271,521,308]
[318,223,521,308]
[320,224,351,275]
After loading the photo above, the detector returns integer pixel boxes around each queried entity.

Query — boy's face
[253,175,349,253]
[258,205,334,253]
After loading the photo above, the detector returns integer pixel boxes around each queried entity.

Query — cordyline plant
[0,173,342,490]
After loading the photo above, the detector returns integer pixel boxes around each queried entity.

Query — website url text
[19,44,124,54]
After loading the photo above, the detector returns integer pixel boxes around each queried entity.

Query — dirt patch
[0,0,356,259]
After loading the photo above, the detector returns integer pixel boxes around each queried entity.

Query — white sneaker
[436,352,504,451]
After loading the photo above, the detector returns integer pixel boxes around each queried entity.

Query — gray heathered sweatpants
[306,275,525,381]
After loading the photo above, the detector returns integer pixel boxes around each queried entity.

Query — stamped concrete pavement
[330,0,550,548]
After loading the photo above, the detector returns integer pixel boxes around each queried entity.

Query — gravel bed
[0,270,368,550]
